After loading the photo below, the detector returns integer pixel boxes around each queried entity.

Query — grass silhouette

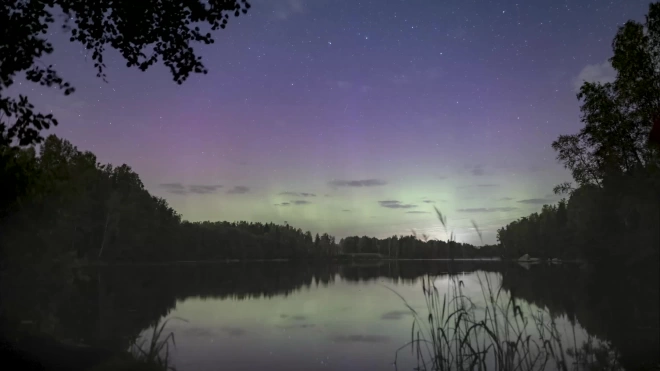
[388,209,581,371]
[90,317,186,371]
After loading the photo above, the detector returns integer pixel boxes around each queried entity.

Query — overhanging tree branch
[0,0,251,146]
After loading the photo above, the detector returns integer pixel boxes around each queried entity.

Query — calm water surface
[165,268,579,371]
[97,261,657,371]
[4,260,658,371]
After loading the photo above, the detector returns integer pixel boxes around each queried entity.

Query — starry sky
[7,0,652,244]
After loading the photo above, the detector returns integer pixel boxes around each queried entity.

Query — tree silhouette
[552,2,660,190]
[0,0,251,146]
[0,134,502,264]
[500,2,660,264]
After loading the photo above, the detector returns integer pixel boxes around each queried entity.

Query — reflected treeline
[3,260,657,370]
[1,261,499,349]
[337,259,499,284]
[501,263,659,371]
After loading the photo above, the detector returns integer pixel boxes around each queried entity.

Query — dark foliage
[0,0,250,146]
[497,2,660,265]
[338,235,501,259]
[0,135,332,263]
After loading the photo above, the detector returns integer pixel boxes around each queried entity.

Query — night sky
[7,0,651,244]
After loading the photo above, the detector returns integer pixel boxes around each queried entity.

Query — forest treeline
[496,3,660,266]
[0,136,334,264]
[0,135,502,266]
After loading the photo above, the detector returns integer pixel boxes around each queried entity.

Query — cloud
[379,200,417,209]
[271,0,305,20]
[471,164,486,176]
[527,164,544,172]
[406,211,429,214]
[220,326,247,337]
[500,197,514,201]
[227,186,250,194]
[457,207,519,213]
[573,61,616,91]
[329,179,387,187]
[277,200,310,206]
[380,310,413,320]
[181,327,215,337]
[188,185,223,194]
[277,323,316,329]
[517,198,554,205]
[159,183,225,195]
[458,184,499,189]
[280,191,316,197]
[330,334,391,344]
[159,183,188,195]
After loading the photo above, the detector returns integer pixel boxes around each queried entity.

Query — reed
[389,208,571,371]
[91,317,185,371]
[390,272,573,371]
[128,317,186,371]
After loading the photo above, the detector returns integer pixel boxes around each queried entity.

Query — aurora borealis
[7,0,651,244]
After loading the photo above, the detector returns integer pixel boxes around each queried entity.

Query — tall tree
[501,3,660,263]
[553,2,660,192]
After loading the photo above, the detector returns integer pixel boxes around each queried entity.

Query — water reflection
[1,260,657,371]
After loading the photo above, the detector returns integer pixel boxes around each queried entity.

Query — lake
[2,260,658,371]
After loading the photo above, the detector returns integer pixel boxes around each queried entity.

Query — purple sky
[7,0,650,244]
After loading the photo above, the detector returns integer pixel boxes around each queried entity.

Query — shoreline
[81,257,587,267]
